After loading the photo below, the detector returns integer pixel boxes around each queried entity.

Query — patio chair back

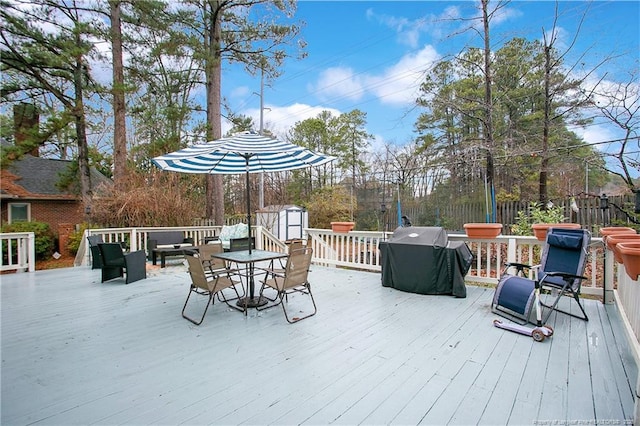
[87,235,104,269]
[185,254,211,291]
[539,227,589,291]
[280,247,313,291]
[286,239,304,253]
[197,243,227,272]
[229,237,255,252]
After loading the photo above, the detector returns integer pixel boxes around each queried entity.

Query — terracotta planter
[463,223,503,239]
[617,242,640,280]
[531,223,581,241]
[331,221,355,233]
[605,233,640,263]
[600,226,636,242]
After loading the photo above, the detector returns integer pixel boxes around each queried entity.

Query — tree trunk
[73,45,92,218]
[110,0,127,187]
[205,1,224,224]
[539,43,551,206]
[481,0,495,221]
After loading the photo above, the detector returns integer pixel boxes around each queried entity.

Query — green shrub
[511,202,568,236]
[1,221,55,260]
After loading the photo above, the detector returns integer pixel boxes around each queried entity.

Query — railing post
[80,229,90,266]
[506,236,517,265]
[27,232,35,272]
[17,236,25,271]
[256,227,263,250]
[130,228,138,252]
[604,248,615,304]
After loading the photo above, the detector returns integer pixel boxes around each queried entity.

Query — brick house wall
[29,200,84,227]
[1,199,83,253]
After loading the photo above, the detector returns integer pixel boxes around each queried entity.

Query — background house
[1,139,112,253]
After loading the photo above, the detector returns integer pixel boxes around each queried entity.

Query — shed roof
[256,204,306,213]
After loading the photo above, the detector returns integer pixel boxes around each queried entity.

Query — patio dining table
[211,249,288,311]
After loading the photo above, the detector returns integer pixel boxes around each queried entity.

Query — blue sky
[222,0,639,161]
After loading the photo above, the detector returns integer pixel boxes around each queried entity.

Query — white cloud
[309,67,366,102]
[366,6,464,49]
[571,124,617,150]
[366,44,440,106]
[230,85,251,99]
[234,103,341,138]
[309,44,439,108]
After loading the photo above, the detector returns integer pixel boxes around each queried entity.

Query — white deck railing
[0,232,36,273]
[305,229,608,294]
[617,263,640,348]
[73,226,285,267]
[67,226,628,301]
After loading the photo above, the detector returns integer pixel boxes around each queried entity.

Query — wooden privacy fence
[389,194,637,232]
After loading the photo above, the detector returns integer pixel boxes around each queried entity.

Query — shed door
[284,209,303,240]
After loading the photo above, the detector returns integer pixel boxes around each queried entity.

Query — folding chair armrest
[208,267,240,278]
[542,271,587,282]
[503,262,532,276]
[262,267,285,279]
[210,269,242,284]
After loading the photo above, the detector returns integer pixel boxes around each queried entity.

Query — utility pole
[258,66,265,209]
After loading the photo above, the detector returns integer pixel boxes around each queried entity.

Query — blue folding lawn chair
[492,227,591,341]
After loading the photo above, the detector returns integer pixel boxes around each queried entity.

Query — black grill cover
[380,227,472,298]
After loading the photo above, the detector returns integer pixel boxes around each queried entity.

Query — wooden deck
[1,262,637,425]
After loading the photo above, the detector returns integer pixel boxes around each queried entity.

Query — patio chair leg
[182,287,214,326]
[217,288,246,313]
[281,284,317,324]
[541,287,588,323]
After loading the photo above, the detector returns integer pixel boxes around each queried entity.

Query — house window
[8,203,30,223]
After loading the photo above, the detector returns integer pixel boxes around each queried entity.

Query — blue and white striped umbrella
[152,131,335,174]
[152,132,335,258]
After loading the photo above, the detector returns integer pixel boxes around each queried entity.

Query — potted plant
[531,223,582,241]
[599,226,636,242]
[605,233,640,263]
[330,221,355,233]
[512,202,581,241]
[463,223,503,239]
[617,242,640,280]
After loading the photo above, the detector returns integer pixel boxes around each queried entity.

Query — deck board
[1,264,637,425]
[589,301,634,421]
[566,304,597,422]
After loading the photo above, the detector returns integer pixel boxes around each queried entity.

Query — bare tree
[588,67,640,192]
[537,1,610,206]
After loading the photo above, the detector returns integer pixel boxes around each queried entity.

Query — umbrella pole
[245,165,252,255]
[244,162,257,303]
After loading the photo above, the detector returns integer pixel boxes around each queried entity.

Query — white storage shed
[256,205,308,241]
